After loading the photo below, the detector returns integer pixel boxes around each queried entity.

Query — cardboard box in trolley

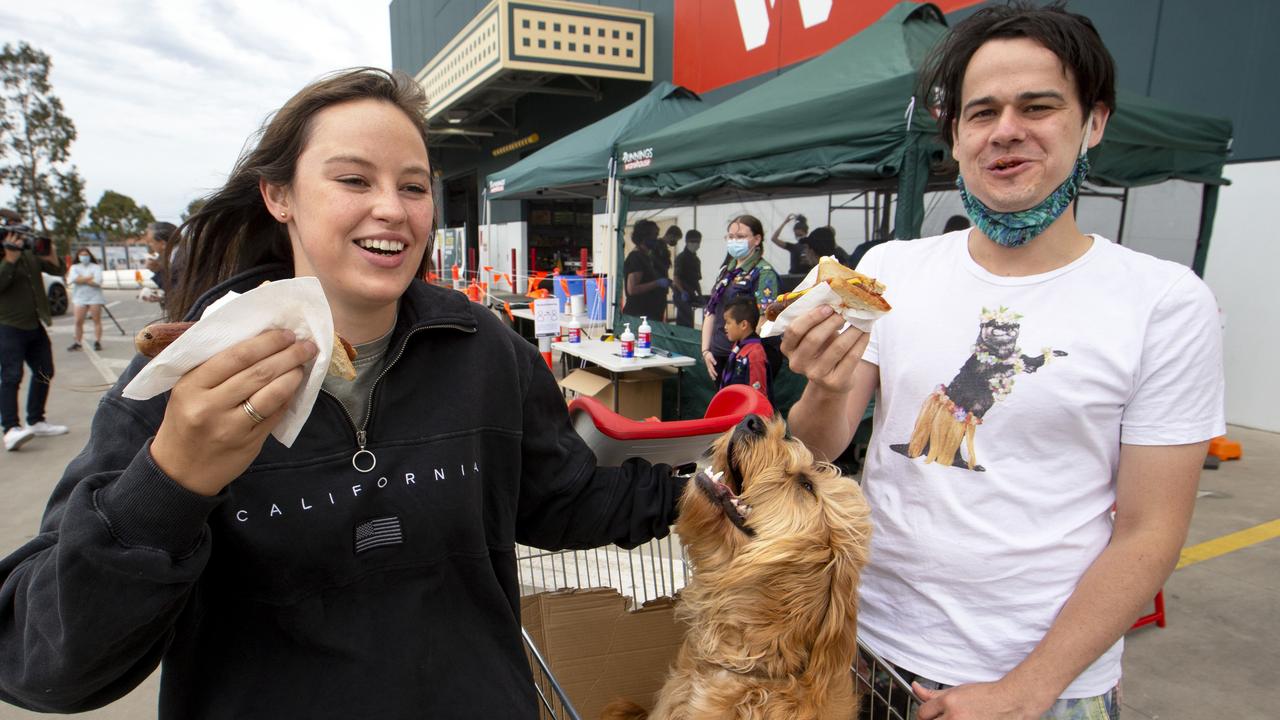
[521,588,686,719]
[558,366,673,420]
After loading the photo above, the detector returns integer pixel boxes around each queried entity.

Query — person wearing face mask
[700,214,777,382]
[623,218,669,321]
[783,5,1223,719]
[67,248,107,352]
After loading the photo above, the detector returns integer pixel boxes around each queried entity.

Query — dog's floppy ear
[806,549,862,693]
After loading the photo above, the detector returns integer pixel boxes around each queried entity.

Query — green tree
[181,196,206,222]
[0,42,78,236]
[46,166,86,255]
[89,190,155,244]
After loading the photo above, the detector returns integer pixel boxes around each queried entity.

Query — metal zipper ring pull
[352,449,377,473]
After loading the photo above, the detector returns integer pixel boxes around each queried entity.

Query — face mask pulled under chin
[958,113,1094,248]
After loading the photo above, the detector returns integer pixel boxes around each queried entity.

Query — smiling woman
[166,70,435,332]
[259,98,435,340]
[0,67,686,719]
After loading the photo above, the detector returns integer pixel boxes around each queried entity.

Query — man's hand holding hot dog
[782,304,871,395]
[780,258,888,462]
[150,330,317,497]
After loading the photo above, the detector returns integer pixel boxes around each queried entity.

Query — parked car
[43,273,68,316]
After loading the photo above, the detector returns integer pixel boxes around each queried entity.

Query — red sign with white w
[673,0,983,95]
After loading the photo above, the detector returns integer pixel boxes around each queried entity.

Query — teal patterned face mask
[958,114,1093,248]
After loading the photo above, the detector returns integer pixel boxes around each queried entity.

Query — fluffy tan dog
[602,415,872,720]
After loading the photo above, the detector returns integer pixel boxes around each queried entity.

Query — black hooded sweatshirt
[0,265,682,718]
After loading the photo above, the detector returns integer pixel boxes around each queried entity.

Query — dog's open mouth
[695,469,755,536]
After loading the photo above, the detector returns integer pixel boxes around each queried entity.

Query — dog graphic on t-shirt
[890,307,1067,472]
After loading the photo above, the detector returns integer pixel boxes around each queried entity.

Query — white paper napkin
[122,277,334,447]
[759,256,886,338]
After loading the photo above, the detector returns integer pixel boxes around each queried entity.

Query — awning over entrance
[416,0,653,145]
[485,82,702,200]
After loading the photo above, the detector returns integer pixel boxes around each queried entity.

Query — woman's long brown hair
[167,67,433,321]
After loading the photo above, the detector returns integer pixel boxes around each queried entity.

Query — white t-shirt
[68,262,106,306]
[855,231,1224,697]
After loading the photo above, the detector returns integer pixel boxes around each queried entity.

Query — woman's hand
[150,329,318,496]
[780,305,869,395]
[702,350,717,381]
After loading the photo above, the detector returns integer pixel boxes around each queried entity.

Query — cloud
[0,0,392,220]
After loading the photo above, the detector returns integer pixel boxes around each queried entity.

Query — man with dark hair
[801,226,850,267]
[1,214,69,451]
[783,4,1223,718]
[672,229,702,328]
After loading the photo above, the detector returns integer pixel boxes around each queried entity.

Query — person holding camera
[1,210,69,451]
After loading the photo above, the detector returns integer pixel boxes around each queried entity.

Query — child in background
[719,295,770,399]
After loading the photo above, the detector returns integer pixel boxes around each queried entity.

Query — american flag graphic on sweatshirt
[353,516,403,554]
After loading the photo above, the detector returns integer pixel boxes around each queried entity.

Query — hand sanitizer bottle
[637,316,652,357]
[619,323,635,359]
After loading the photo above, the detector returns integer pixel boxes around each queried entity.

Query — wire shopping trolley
[516,536,921,720]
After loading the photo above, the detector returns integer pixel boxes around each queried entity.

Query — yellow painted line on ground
[1177,519,1280,570]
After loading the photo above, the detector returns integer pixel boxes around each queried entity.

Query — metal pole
[1115,187,1130,245]
[101,303,127,336]
[603,157,617,327]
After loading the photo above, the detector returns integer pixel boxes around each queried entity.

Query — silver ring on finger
[243,399,267,425]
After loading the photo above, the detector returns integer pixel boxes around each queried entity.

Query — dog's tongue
[706,469,738,499]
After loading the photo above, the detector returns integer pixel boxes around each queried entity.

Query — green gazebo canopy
[485,81,703,200]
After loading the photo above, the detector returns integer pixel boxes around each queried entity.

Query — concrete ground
[1,290,1276,719]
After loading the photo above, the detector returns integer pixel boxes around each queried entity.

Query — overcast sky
[1,0,395,223]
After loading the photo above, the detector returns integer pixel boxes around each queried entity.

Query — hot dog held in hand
[136,321,357,381]
[775,256,889,401]
[760,257,890,337]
